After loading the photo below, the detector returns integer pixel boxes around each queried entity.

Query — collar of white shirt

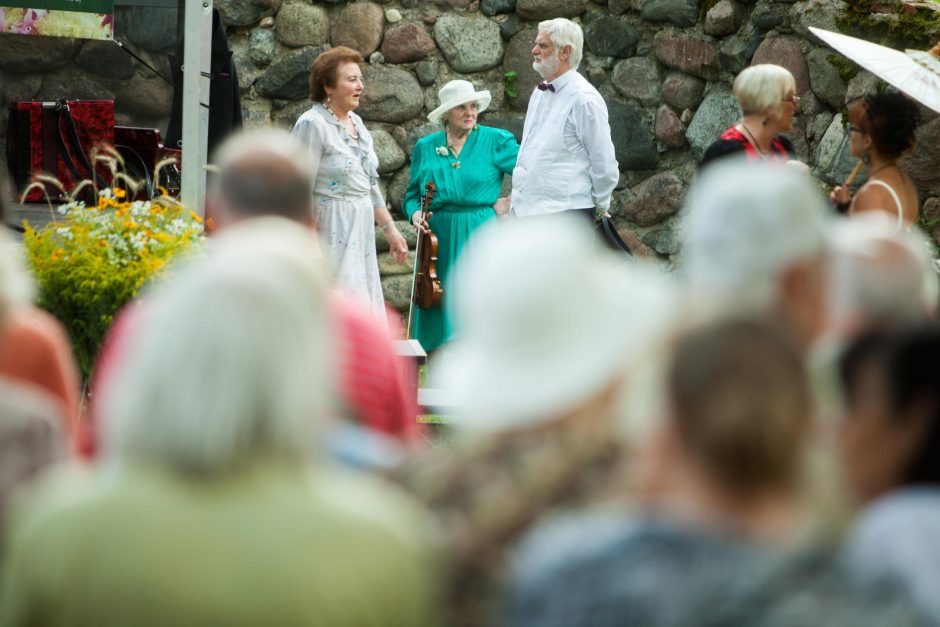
[544,68,577,94]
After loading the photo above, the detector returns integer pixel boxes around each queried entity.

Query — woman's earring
[326,93,332,103]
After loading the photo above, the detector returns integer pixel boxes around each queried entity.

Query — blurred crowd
[0,127,938,627]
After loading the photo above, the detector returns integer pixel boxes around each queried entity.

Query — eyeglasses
[783,95,801,105]
[846,124,864,134]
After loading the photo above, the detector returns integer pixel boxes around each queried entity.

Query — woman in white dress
[291,46,408,318]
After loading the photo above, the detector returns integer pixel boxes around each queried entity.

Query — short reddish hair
[308,46,364,102]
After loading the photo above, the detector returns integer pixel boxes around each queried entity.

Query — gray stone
[369,52,385,64]
[127,7,178,51]
[387,165,411,212]
[704,0,738,36]
[480,110,526,142]
[655,105,686,148]
[922,197,940,247]
[611,57,660,106]
[434,14,503,73]
[904,116,940,192]
[115,72,174,119]
[618,172,684,226]
[255,46,324,100]
[234,47,264,90]
[386,8,403,21]
[608,100,658,170]
[661,72,705,111]
[381,274,412,313]
[275,3,329,48]
[500,13,523,40]
[331,2,385,57]
[249,27,278,66]
[584,15,638,58]
[0,72,41,104]
[809,112,833,142]
[516,0,585,19]
[718,23,763,74]
[76,41,136,81]
[652,32,721,81]
[751,2,789,31]
[405,124,439,157]
[482,0,517,15]
[806,48,846,109]
[641,0,698,27]
[0,34,80,73]
[813,113,856,185]
[240,98,273,129]
[270,100,310,130]
[686,88,742,159]
[420,5,441,23]
[358,65,424,123]
[845,69,878,104]
[503,27,541,112]
[642,227,680,255]
[381,23,437,64]
[372,128,407,173]
[416,59,439,86]
[608,0,633,14]
[377,249,416,276]
[789,0,845,40]
[217,0,270,27]
[751,36,810,96]
[37,68,111,101]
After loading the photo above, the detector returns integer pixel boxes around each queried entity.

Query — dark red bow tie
[537,82,555,92]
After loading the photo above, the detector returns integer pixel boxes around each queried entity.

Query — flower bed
[23,189,205,379]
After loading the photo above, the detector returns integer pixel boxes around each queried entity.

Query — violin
[407,183,443,336]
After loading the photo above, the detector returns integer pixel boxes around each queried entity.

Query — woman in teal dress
[404,80,519,353]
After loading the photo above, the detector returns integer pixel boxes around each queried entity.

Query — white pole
[180,0,212,216]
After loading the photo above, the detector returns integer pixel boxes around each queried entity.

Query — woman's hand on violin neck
[412,210,431,234]
[387,227,409,264]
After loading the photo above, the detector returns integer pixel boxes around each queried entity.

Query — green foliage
[827,54,860,82]
[837,0,940,50]
[504,71,518,99]
[23,190,205,379]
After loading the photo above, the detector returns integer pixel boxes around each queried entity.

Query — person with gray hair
[681,158,830,350]
[510,17,619,220]
[0,220,443,626]
[701,64,799,167]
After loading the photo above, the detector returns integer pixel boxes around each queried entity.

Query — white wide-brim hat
[431,215,678,431]
[428,80,492,125]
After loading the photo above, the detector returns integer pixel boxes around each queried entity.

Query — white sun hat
[427,80,492,125]
[431,214,678,431]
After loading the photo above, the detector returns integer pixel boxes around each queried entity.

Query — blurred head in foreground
[101,218,331,474]
[433,214,677,432]
[641,318,812,538]
[839,326,940,505]
[207,128,317,229]
[682,159,830,349]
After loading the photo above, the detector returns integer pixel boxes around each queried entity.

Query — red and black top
[700,126,795,168]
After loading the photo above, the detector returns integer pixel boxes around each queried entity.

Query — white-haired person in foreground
[681,158,830,351]
[0,220,442,627]
[391,215,678,627]
[510,18,619,221]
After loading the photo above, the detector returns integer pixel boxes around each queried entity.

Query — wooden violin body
[413,182,443,309]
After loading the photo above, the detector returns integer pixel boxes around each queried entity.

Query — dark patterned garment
[390,418,630,627]
[700,127,795,169]
[505,512,929,627]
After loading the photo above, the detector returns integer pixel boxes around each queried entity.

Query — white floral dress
[291,104,386,319]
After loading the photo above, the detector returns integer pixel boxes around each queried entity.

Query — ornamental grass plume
[23,187,205,380]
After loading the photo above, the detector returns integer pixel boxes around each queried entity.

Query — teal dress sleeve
[491,128,520,176]
[402,139,427,222]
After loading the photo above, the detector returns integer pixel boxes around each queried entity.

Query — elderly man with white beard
[510,18,619,221]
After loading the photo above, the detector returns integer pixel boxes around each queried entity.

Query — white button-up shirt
[511,69,619,217]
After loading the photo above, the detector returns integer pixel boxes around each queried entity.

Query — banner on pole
[2,0,114,40]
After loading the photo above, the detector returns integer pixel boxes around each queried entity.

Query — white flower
[435,146,449,156]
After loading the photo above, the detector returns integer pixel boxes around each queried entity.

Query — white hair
[682,158,829,314]
[827,213,938,331]
[733,64,796,118]
[538,18,584,69]
[101,218,332,475]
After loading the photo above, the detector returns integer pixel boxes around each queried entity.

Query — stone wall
[2,0,939,301]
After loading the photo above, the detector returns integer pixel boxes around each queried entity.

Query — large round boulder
[331,2,384,57]
[433,14,503,73]
[358,65,424,123]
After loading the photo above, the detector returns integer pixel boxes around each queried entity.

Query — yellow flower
[114,188,126,199]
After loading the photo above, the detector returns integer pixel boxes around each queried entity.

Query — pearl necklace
[324,102,359,141]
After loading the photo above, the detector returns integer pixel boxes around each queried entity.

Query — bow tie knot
[537,82,555,92]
